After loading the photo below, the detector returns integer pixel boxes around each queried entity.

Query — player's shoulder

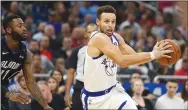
[113,32,122,41]
[91,32,109,41]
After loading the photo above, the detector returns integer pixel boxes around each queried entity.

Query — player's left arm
[23,50,53,110]
[114,32,137,55]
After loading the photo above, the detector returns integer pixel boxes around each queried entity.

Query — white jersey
[84,30,120,92]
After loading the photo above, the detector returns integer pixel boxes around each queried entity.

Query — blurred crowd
[1,1,188,110]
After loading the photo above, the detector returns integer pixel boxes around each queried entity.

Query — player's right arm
[88,33,172,68]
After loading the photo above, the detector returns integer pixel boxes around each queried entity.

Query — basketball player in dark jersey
[1,15,53,110]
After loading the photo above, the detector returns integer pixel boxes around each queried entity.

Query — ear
[96,18,100,26]
[6,28,12,34]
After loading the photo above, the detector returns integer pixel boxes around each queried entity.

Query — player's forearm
[120,52,152,68]
[65,69,75,95]
[26,78,48,108]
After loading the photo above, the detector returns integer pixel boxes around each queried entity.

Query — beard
[11,31,27,41]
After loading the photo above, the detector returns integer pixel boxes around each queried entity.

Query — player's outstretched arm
[90,33,172,68]
[23,50,53,110]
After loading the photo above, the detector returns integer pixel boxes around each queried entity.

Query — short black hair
[97,5,116,19]
[3,15,21,31]
[167,79,178,83]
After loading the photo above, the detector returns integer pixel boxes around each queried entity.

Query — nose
[23,26,27,32]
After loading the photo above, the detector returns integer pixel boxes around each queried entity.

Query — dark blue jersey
[1,37,27,82]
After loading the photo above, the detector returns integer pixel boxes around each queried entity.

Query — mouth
[106,30,113,36]
[22,33,27,37]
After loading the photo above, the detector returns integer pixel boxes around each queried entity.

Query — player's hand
[9,92,31,104]
[152,41,173,59]
[44,106,54,110]
[64,94,72,108]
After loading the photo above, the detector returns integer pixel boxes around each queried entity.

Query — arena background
[1,1,188,110]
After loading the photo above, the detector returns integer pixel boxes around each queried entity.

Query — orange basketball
[157,39,181,66]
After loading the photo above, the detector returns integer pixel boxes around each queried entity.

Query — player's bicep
[93,34,123,65]
[23,50,34,82]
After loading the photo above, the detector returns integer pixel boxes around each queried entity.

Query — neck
[6,35,20,50]
[133,93,142,99]
[167,93,175,98]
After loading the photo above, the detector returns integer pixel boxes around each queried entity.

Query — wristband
[150,52,155,60]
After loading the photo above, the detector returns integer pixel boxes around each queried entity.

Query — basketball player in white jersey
[81,5,173,109]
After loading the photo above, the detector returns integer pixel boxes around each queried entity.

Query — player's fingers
[159,42,170,48]
[20,94,31,104]
[19,94,30,104]
[163,49,173,54]
[163,44,172,50]
[161,55,172,59]
[18,97,27,104]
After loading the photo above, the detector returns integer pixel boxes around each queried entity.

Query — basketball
[157,39,181,66]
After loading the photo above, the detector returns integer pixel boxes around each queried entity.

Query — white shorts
[81,83,138,110]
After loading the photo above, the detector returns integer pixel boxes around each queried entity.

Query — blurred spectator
[55,57,66,74]
[79,1,98,23]
[31,51,48,74]
[40,36,53,60]
[19,2,32,16]
[154,80,184,109]
[174,56,188,84]
[58,23,71,39]
[131,28,146,48]
[163,13,173,38]
[9,74,31,110]
[32,22,46,42]
[54,37,72,60]
[62,37,73,58]
[44,24,62,60]
[47,76,59,93]
[132,79,153,110]
[151,14,165,39]
[54,2,69,22]
[28,40,40,53]
[119,12,141,37]
[175,44,188,71]
[31,81,65,110]
[144,34,156,52]
[5,1,25,20]
[80,14,93,27]
[172,29,186,45]
[46,10,62,35]
[50,70,66,95]
[176,79,188,103]
[119,26,133,45]
[126,72,155,100]
[72,27,85,48]
[28,41,54,72]
[24,16,37,35]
